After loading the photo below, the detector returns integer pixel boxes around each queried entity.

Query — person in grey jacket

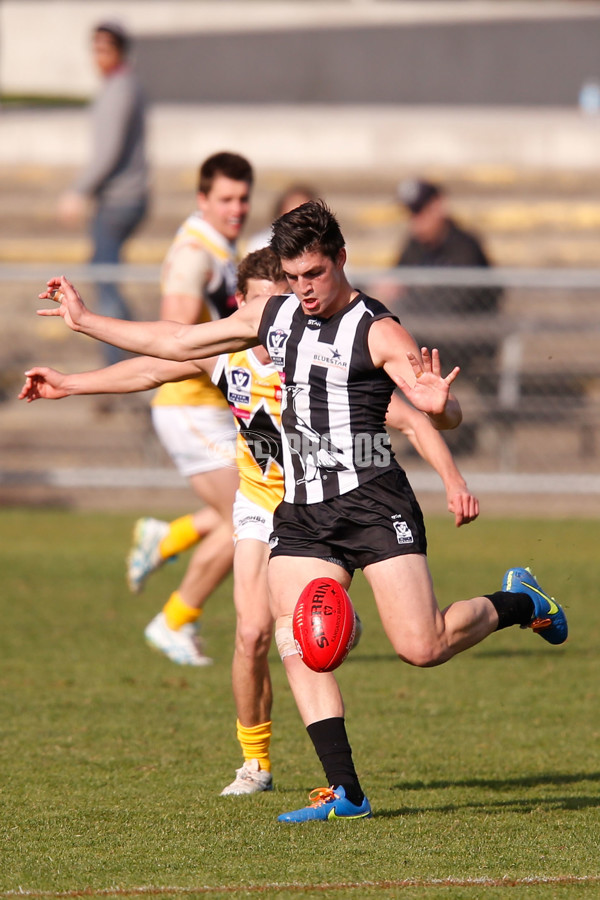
[58,20,149,366]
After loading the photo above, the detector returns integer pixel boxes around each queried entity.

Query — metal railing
[2,263,600,497]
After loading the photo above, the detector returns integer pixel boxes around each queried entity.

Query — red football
[293,577,356,673]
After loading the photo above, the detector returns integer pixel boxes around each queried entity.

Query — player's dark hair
[237,247,285,297]
[270,199,345,262]
[197,152,254,195]
[95,23,131,56]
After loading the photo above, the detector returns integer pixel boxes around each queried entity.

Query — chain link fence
[1,264,599,504]
[354,267,600,479]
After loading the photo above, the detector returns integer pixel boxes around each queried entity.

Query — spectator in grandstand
[245,183,318,254]
[57,19,149,367]
[395,177,499,313]
[394,178,503,448]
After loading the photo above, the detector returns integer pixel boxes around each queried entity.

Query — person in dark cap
[395,178,502,444]
[57,19,149,368]
[396,178,494,291]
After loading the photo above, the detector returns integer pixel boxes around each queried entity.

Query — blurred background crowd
[1,0,600,515]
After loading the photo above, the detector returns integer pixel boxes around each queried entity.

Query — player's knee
[274,613,299,661]
[399,638,445,668]
[236,620,271,659]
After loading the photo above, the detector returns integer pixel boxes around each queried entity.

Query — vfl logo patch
[267,328,289,366]
[392,517,414,545]
[228,367,251,405]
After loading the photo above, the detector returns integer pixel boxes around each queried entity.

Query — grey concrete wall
[2,2,600,103]
[135,18,600,106]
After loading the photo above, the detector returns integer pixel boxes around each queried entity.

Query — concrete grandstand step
[3,160,600,270]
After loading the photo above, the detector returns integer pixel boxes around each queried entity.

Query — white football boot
[126,517,170,594]
[220,758,273,795]
[144,612,213,666]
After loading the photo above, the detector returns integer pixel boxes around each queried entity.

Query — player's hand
[37,276,88,331]
[395,348,460,417]
[446,484,480,527]
[18,367,69,402]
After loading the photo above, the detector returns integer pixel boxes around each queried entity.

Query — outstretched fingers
[406,349,460,386]
[18,371,42,402]
[36,275,86,328]
[443,365,460,387]
[421,346,436,375]
[37,277,66,316]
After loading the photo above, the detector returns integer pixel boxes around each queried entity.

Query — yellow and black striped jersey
[211,349,283,512]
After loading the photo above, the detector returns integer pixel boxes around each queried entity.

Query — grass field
[1,507,599,900]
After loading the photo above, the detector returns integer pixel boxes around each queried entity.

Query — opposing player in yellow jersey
[130,152,254,668]
[22,249,479,794]
[22,249,286,794]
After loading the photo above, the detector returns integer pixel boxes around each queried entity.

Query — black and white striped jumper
[258,292,401,505]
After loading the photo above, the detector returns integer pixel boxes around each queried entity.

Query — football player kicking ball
[22,246,479,795]
[34,202,567,823]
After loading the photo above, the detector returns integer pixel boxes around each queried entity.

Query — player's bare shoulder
[162,240,213,301]
[234,292,271,336]
[368,315,418,368]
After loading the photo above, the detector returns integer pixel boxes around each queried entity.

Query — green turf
[0,508,598,899]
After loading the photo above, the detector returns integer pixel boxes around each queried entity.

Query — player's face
[236,278,288,308]
[92,32,123,76]
[281,249,347,317]
[409,196,447,244]
[198,175,251,242]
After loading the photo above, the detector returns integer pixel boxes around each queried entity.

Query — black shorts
[269,467,427,575]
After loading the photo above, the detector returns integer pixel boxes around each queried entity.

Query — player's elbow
[448,402,463,429]
[445,396,463,428]
[429,400,462,431]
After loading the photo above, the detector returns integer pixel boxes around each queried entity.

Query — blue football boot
[502,566,568,645]
[277,785,372,823]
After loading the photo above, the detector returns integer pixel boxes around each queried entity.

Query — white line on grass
[3,874,600,897]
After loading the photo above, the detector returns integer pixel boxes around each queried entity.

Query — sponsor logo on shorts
[239,513,268,528]
[269,535,279,549]
[391,514,414,545]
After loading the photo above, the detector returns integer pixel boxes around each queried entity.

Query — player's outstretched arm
[385,393,479,527]
[369,318,462,429]
[19,356,208,403]
[38,275,263,361]
[19,367,73,402]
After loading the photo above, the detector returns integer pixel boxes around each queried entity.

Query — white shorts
[233,491,274,544]
[151,405,237,477]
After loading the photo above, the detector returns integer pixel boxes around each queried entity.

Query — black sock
[306,717,364,806]
[485,590,534,630]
